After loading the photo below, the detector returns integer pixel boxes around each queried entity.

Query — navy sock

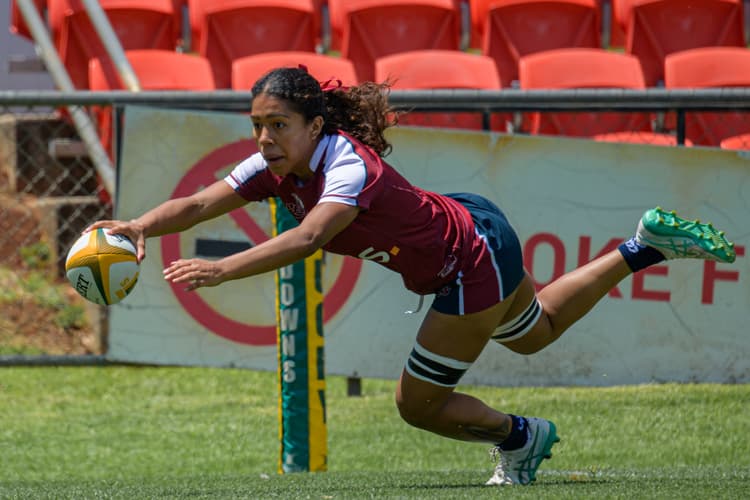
[618,237,666,273]
[499,415,529,451]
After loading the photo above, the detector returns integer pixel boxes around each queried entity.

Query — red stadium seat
[376,50,499,89]
[613,0,745,87]
[665,46,750,89]
[720,133,750,150]
[188,0,318,88]
[593,131,692,146]
[375,49,506,130]
[232,52,359,90]
[89,49,215,90]
[519,48,650,136]
[327,0,462,82]
[664,46,750,146]
[47,0,181,89]
[469,0,601,88]
[10,0,47,40]
[89,50,215,155]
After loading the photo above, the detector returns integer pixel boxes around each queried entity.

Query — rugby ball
[65,229,140,305]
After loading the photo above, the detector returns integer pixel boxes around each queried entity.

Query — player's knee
[492,297,548,355]
[395,398,423,428]
[395,395,439,430]
[396,342,470,429]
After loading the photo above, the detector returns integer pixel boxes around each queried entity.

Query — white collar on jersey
[308,134,333,173]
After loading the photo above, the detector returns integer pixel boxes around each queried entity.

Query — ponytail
[322,80,398,157]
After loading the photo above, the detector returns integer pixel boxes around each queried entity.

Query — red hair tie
[298,64,349,92]
[320,77,350,92]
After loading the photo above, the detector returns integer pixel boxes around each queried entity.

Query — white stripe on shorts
[475,227,504,300]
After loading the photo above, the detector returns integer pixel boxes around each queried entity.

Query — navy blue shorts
[431,193,525,315]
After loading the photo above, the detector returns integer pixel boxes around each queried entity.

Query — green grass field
[1,366,748,499]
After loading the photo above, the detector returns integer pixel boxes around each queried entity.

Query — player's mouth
[264,154,284,165]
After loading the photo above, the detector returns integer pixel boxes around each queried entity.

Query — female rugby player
[88,67,735,486]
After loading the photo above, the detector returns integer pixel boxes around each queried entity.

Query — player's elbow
[291,228,326,257]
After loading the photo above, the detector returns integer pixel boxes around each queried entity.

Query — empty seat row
[612,0,745,86]
[380,46,750,147]
[83,45,750,148]
[379,45,750,146]
[11,0,324,88]
[10,0,746,89]
[523,45,750,145]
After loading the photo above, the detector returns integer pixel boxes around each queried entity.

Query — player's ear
[310,116,324,140]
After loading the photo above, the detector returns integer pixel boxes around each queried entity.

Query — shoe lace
[489,446,512,479]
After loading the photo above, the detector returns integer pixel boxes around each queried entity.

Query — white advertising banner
[109,106,749,386]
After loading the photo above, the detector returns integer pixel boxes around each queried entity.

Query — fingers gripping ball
[65,229,140,305]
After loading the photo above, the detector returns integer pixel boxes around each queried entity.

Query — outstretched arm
[163,201,360,290]
[86,180,247,262]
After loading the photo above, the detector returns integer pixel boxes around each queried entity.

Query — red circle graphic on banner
[161,140,362,346]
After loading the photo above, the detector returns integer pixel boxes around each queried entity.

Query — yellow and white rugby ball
[65,229,140,305]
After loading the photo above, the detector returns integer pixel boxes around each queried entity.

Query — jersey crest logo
[437,254,458,278]
[286,193,306,218]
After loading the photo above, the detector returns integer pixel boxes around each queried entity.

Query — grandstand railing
[4,87,750,110]
[3,87,750,139]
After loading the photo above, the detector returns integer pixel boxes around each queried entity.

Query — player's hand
[85,219,147,263]
[163,258,224,291]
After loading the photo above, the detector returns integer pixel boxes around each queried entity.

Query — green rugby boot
[485,417,560,486]
[636,207,736,263]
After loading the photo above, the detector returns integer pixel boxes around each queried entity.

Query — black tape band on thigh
[405,342,471,388]
[492,297,542,343]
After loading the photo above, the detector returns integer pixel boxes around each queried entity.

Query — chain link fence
[1,89,749,357]
[0,106,111,272]
[0,102,113,357]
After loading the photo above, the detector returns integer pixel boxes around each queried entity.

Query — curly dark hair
[251,67,398,157]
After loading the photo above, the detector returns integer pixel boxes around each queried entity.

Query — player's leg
[394,194,526,440]
[495,207,737,355]
[395,301,559,486]
[395,301,513,442]
[496,252,630,354]
[392,192,560,485]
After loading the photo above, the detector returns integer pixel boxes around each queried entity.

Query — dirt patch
[0,194,45,267]
[0,266,103,356]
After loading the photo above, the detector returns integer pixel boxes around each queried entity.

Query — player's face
[250,93,322,180]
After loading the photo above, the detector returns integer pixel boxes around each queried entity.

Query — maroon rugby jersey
[225,131,478,294]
